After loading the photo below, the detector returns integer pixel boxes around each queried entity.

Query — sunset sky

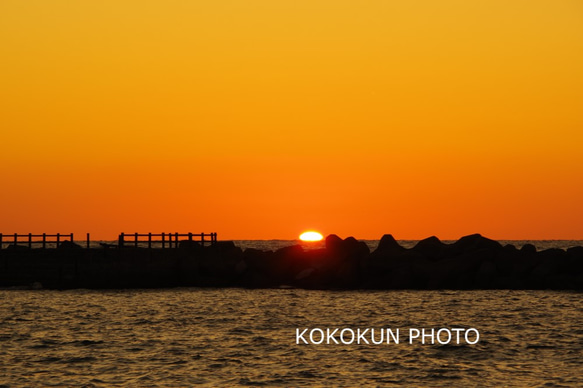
[1,1,582,240]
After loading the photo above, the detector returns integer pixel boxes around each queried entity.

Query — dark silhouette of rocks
[375,234,406,255]
[521,243,537,254]
[58,241,83,250]
[412,236,445,261]
[0,234,582,290]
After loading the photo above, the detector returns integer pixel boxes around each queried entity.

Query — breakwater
[1,234,582,290]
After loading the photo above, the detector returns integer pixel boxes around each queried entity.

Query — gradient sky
[1,1,582,240]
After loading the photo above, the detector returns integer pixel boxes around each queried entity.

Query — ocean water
[1,240,582,386]
[1,288,582,387]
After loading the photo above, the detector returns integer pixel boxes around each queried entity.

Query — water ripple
[0,289,581,386]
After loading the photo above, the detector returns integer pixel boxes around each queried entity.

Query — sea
[1,240,582,387]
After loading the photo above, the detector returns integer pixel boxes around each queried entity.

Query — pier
[0,233,75,249]
[118,232,218,249]
[0,232,217,250]
[0,230,223,289]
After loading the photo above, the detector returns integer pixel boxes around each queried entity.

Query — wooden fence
[118,232,217,249]
[0,233,75,249]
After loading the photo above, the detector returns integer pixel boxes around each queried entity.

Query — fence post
[71,233,74,244]
[57,233,60,248]
[135,233,138,248]
[148,233,152,249]
[119,233,125,248]
[14,233,17,246]
[0,233,2,250]
[162,233,165,249]
[43,233,46,249]
[201,232,205,246]
[175,233,178,248]
[86,233,90,249]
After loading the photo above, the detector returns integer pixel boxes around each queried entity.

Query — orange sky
[1,1,582,240]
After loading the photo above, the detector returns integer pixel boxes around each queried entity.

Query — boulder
[453,234,503,254]
[475,260,497,288]
[178,240,201,250]
[5,244,29,250]
[374,234,406,256]
[412,236,445,261]
[520,243,537,255]
[58,241,83,249]
[325,234,344,253]
[243,248,275,273]
[325,235,369,261]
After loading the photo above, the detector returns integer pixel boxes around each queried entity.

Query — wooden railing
[0,232,217,249]
[118,232,217,249]
[0,233,75,249]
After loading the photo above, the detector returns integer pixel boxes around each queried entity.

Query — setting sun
[299,231,324,242]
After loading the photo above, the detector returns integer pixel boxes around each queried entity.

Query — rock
[273,245,306,283]
[243,248,274,273]
[475,260,497,288]
[235,260,247,274]
[275,244,304,259]
[566,247,583,275]
[5,244,29,250]
[178,240,201,250]
[58,241,82,249]
[386,265,413,289]
[453,234,503,254]
[528,256,560,288]
[374,234,405,255]
[239,269,277,288]
[325,234,344,253]
[567,246,583,259]
[545,274,575,290]
[427,250,487,289]
[521,244,537,254]
[342,236,370,260]
[334,261,360,288]
[412,236,445,261]
[295,268,315,280]
[214,240,238,252]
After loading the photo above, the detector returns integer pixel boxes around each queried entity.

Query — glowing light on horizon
[299,231,323,242]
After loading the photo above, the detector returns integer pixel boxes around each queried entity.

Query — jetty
[0,232,582,290]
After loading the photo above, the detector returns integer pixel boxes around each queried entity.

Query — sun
[299,231,323,242]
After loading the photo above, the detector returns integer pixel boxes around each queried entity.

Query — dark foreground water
[1,289,582,387]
